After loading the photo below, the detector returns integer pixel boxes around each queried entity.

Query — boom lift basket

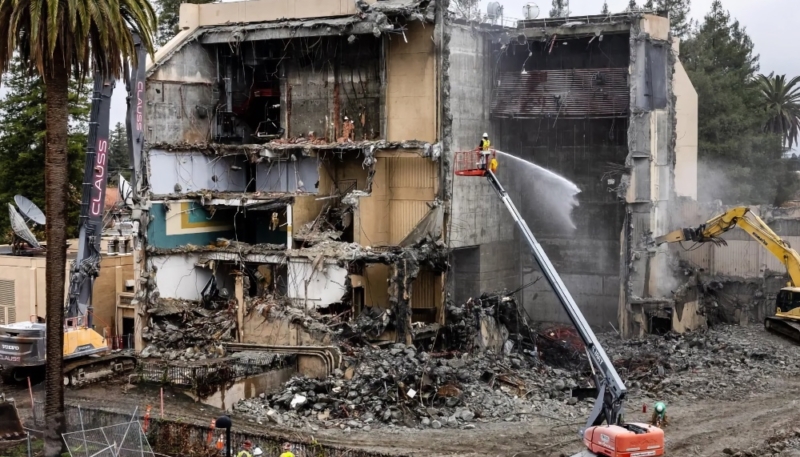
[454,149,496,176]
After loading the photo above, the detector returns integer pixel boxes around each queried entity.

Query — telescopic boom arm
[483,169,627,432]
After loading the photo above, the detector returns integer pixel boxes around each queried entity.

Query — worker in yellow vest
[280,442,295,457]
[237,440,253,457]
[478,133,491,169]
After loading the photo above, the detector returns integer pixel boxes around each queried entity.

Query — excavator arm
[656,206,800,341]
[654,206,800,287]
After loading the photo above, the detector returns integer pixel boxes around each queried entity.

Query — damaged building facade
[134,1,697,357]
[446,12,698,337]
[138,0,449,356]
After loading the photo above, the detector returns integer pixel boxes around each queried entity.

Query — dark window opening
[121,317,135,349]
[648,312,672,335]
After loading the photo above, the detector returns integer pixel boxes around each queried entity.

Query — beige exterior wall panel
[674,60,698,200]
[386,22,436,143]
[185,0,375,29]
[363,264,390,308]
[0,254,133,330]
[641,15,670,40]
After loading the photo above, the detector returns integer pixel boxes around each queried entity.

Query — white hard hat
[253,447,263,456]
[482,132,489,138]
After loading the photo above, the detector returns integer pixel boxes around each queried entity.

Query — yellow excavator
[655,206,800,342]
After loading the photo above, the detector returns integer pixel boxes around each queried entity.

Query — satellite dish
[14,195,45,225]
[118,174,134,207]
[487,2,504,22]
[523,2,540,20]
[8,204,40,248]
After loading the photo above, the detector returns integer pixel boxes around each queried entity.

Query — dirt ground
[8,325,800,457]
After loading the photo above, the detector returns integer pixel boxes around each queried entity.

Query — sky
[480,0,798,77]
[5,0,799,132]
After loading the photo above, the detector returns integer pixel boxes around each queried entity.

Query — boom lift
[0,33,148,386]
[454,150,665,457]
[655,206,800,342]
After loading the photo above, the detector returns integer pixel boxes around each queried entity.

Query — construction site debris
[229,316,800,434]
[148,139,438,157]
[725,428,800,457]
[146,240,285,256]
[141,298,236,360]
[600,325,800,402]
[233,343,591,431]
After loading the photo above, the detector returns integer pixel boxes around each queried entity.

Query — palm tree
[0,0,155,454]
[757,73,800,150]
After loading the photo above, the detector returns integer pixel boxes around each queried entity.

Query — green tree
[0,58,90,242]
[0,0,155,453]
[601,1,610,14]
[549,0,566,17]
[757,73,800,150]
[682,0,793,205]
[109,122,131,182]
[627,0,639,11]
[157,0,214,46]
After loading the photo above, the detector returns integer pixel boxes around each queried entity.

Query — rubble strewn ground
[600,325,800,402]
[232,313,800,438]
[234,343,590,432]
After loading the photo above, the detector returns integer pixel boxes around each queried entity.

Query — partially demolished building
[447,12,698,337]
[135,0,697,356]
[139,0,449,355]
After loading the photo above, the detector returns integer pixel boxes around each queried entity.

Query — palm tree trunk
[43,50,70,457]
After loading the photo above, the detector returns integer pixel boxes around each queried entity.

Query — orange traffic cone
[216,436,224,451]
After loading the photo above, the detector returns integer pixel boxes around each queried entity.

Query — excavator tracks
[764,317,800,343]
[63,353,137,387]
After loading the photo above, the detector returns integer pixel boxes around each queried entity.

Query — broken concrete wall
[488,30,632,329]
[151,254,235,301]
[147,41,216,144]
[285,36,382,140]
[620,14,679,337]
[242,302,333,346]
[445,24,519,298]
[355,153,438,246]
[149,150,248,194]
[286,258,348,309]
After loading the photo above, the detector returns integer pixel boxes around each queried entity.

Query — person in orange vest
[280,442,295,457]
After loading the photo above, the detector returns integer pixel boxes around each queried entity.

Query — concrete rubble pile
[724,429,800,457]
[141,298,235,361]
[233,292,598,431]
[233,344,593,431]
[600,325,800,401]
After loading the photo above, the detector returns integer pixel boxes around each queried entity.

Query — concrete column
[235,275,244,343]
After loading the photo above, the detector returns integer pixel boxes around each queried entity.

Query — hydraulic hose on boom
[453,148,665,456]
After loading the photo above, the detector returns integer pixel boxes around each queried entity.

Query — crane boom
[66,74,115,323]
[0,33,145,385]
[483,169,626,431]
[125,32,147,199]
